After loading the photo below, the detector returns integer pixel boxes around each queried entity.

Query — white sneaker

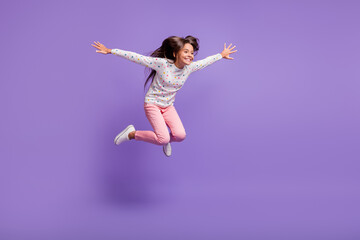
[163,142,172,157]
[114,124,135,145]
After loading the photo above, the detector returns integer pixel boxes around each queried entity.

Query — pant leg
[134,103,170,145]
[162,105,186,143]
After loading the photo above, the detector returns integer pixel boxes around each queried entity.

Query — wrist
[107,49,112,54]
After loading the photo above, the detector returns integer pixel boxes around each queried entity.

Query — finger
[227,43,232,49]
[224,43,226,49]
[230,45,236,50]
[231,50,238,53]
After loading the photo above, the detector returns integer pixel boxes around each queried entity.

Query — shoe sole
[163,144,171,157]
[114,125,134,145]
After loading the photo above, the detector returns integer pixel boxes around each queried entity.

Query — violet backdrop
[1,0,359,239]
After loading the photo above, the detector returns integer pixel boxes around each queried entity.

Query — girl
[91,36,237,157]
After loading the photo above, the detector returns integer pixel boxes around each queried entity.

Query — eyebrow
[184,49,194,52]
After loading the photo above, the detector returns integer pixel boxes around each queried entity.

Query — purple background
[1,0,359,239]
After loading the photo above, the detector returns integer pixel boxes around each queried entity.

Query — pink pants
[134,103,186,145]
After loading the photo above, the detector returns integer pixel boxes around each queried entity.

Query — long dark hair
[143,35,200,92]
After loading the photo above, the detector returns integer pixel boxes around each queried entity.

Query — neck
[174,61,184,69]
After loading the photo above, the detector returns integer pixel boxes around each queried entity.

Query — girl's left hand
[221,43,237,59]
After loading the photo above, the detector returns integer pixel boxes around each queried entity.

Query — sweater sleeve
[188,53,223,73]
[111,49,163,70]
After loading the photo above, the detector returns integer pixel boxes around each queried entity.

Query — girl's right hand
[91,41,111,54]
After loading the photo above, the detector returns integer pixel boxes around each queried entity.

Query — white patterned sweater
[111,48,223,107]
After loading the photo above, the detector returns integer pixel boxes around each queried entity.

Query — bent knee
[157,135,170,145]
[174,132,186,142]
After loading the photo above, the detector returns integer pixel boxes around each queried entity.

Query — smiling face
[173,43,194,69]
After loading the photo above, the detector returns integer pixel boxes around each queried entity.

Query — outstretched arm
[91,41,163,70]
[188,53,223,73]
[189,42,238,73]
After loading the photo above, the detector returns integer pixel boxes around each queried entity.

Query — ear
[173,52,176,58]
